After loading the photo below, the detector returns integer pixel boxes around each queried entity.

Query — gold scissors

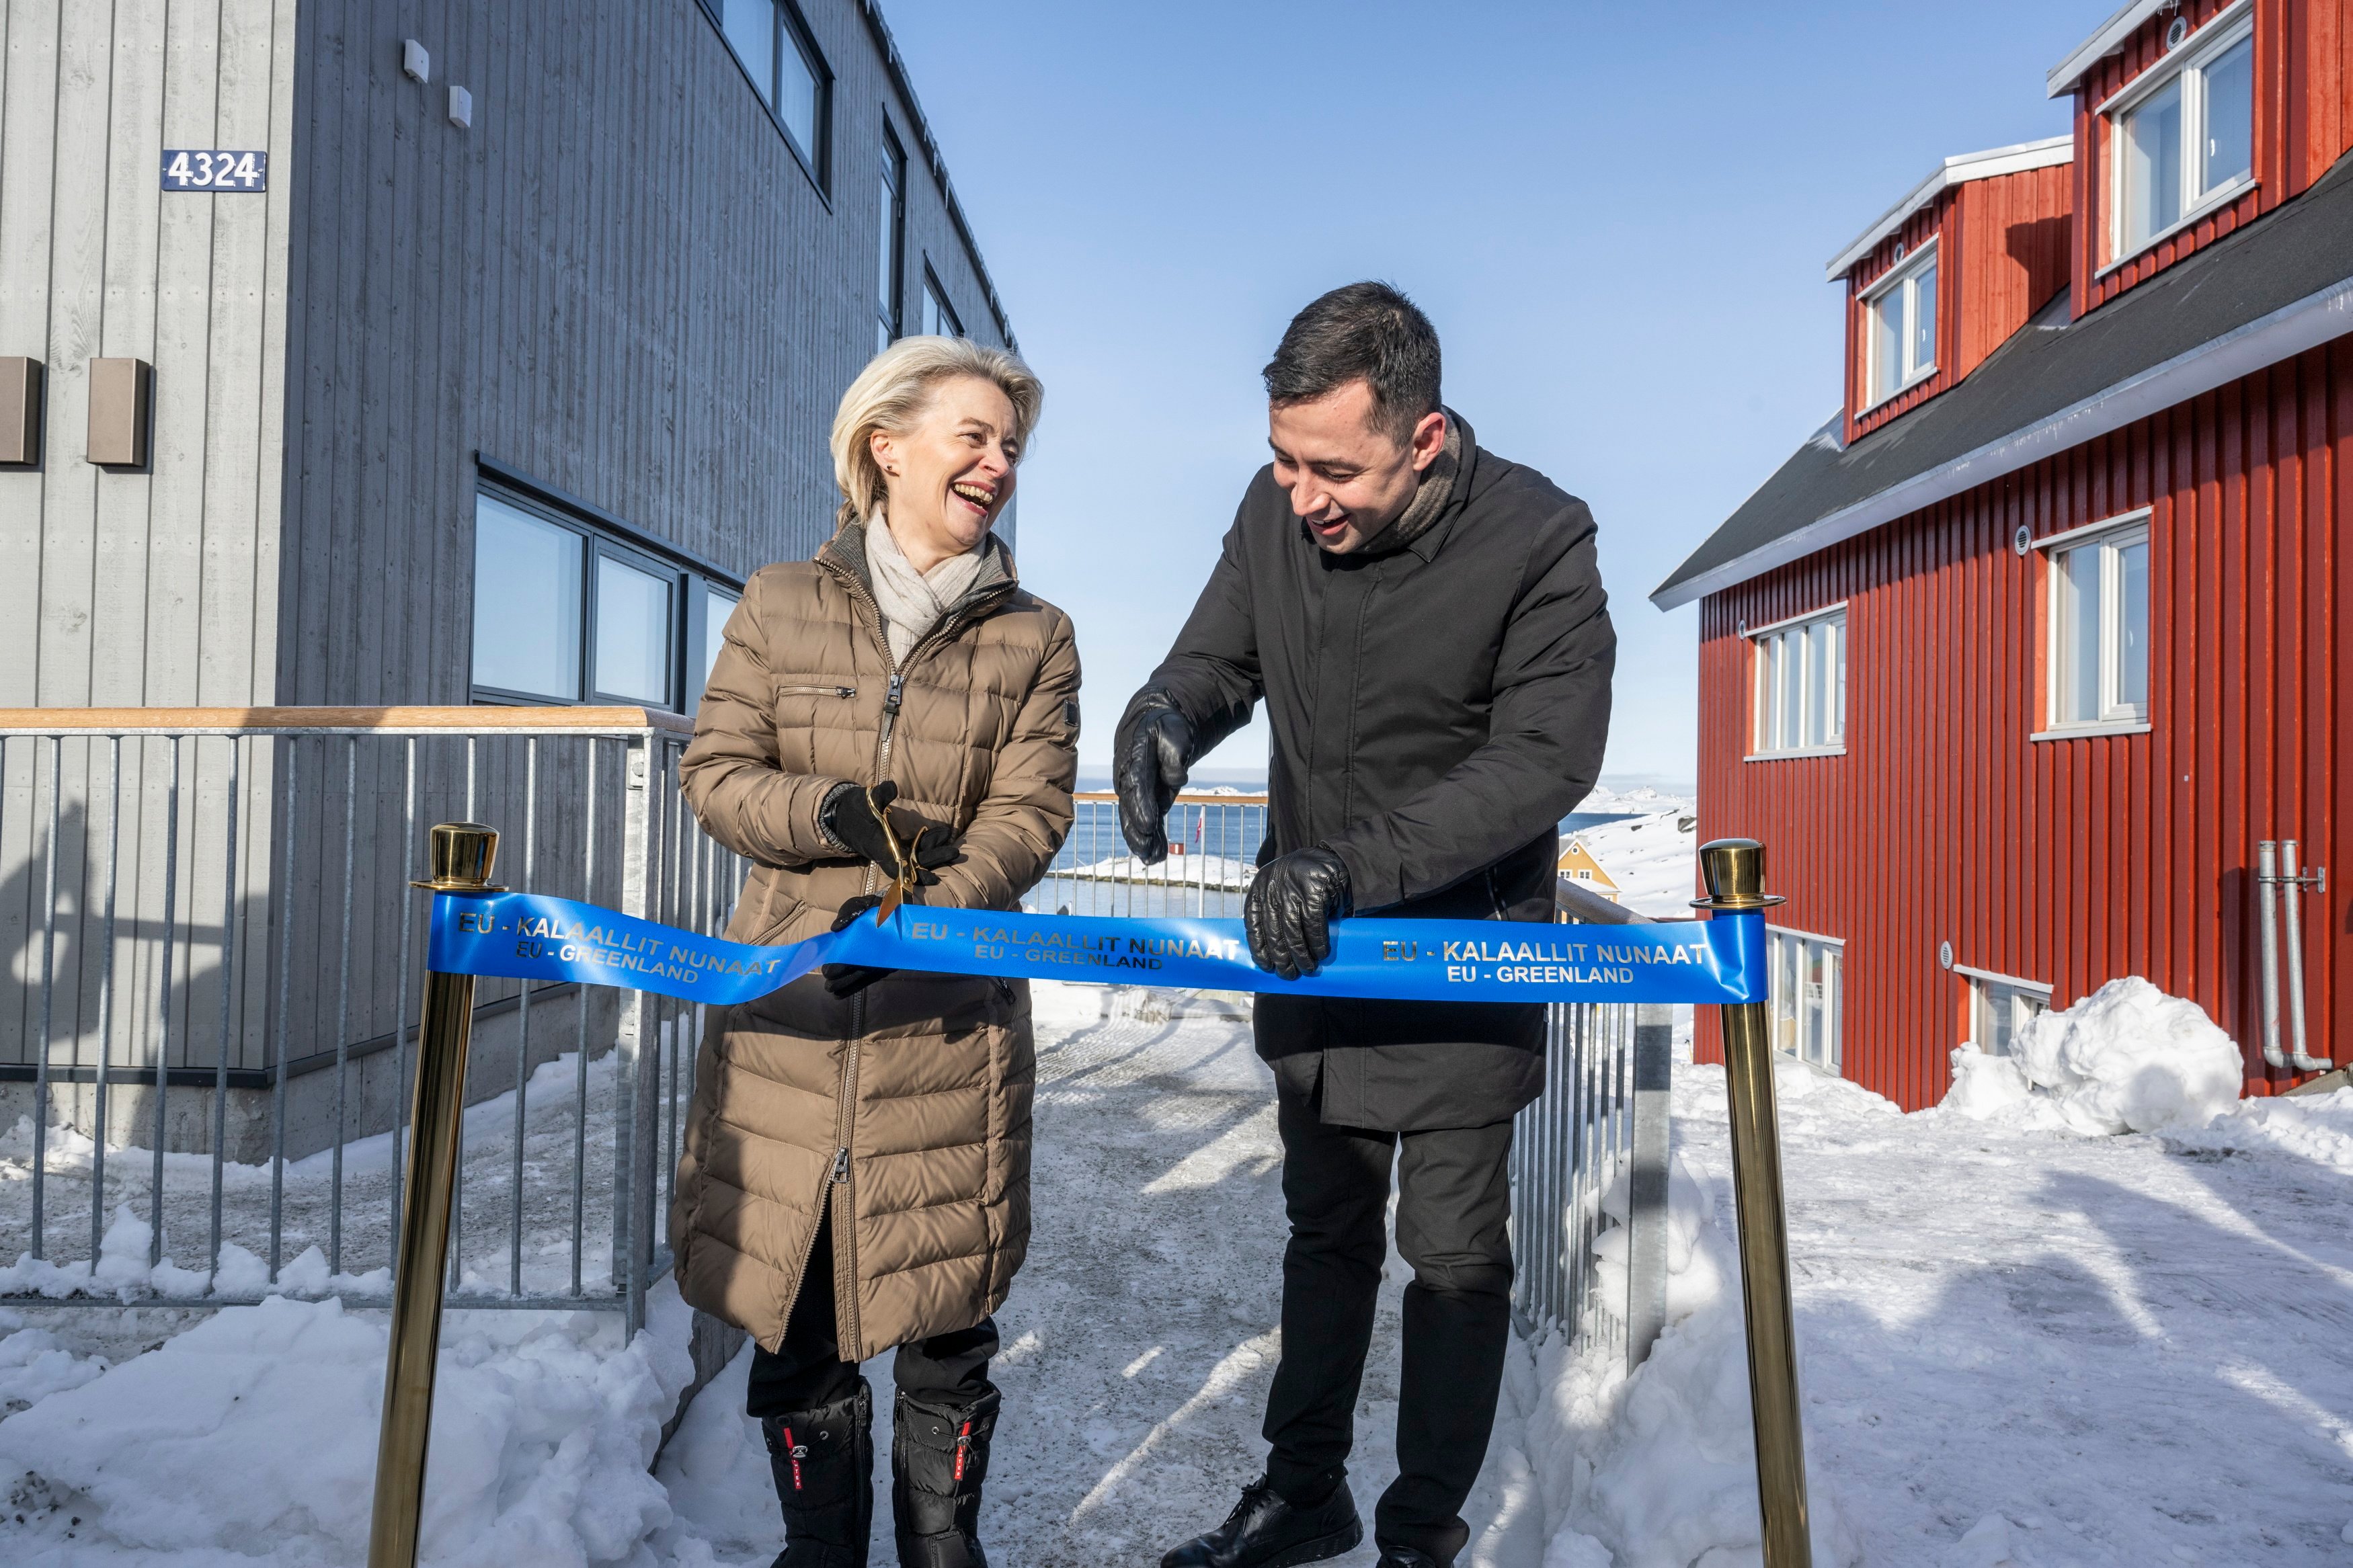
[867,782,918,925]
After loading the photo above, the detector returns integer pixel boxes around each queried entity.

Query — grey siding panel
[274,0,1019,718]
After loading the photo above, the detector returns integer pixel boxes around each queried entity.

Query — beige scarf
[865,511,988,664]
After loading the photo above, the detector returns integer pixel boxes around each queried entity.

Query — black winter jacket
[1122,414,1616,1130]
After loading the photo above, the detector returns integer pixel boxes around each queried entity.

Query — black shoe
[1375,1549,1448,1568]
[762,1380,873,1568]
[891,1386,1000,1567]
[1159,1477,1364,1568]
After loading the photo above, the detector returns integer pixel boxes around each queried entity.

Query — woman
[674,335,1076,1568]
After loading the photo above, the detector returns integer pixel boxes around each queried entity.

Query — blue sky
[885,0,2101,786]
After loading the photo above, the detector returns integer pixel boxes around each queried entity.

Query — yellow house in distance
[1557,837,1621,904]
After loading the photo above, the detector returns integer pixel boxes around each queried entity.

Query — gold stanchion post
[1696,838,1812,1568]
[367,822,501,1568]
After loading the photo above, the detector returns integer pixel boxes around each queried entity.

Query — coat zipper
[812,543,1014,1361]
[777,684,856,698]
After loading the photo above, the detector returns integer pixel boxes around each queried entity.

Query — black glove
[821,780,955,885]
[822,895,891,998]
[1115,694,1193,866]
[1244,848,1353,981]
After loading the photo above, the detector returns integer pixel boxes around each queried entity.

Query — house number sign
[161,149,268,191]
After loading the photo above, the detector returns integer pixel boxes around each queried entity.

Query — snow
[1564,810,1700,919]
[0,1284,696,1565]
[7,983,2353,1565]
[1946,978,2247,1135]
[1062,851,1255,891]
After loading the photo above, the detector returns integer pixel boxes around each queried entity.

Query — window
[2042,516,2150,731]
[922,270,962,337]
[1862,242,1937,407]
[2108,13,2254,261]
[473,495,584,701]
[470,486,741,713]
[596,555,675,705]
[877,128,907,352]
[1769,929,1843,1075]
[713,0,829,179]
[1966,973,2050,1057]
[1751,607,1847,756]
[702,585,741,686]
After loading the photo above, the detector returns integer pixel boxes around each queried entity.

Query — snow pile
[1941,978,2243,1134]
[0,1288,695,1566]
[0,1204,385,1303]
[1521,1139,1860,1568]
[0,1314,108,1411]
[2165,1086,2353,1171]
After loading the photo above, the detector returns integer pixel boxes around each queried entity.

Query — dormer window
[1863,241,1938,407]
[2104,9,2254,263]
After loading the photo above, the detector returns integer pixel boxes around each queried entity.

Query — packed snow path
[6,981,2353,1564]
[659,983,1543,1564]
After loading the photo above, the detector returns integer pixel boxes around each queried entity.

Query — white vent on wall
[403,40,430,83]
[449,85,473,130]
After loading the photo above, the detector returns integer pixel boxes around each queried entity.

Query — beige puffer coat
[672,520,1078,1360]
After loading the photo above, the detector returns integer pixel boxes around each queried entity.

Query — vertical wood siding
[276,0,1016,710]
[2071,0,2353,316]
[1843,164,2071,445]
[1695,340,2350,1110]
[0,0,295,1077]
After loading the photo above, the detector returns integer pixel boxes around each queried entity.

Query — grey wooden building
[0,0,1016,1150]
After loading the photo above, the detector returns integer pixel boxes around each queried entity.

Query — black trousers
[1261,1088,1515,1555]
[745,1212,999,1419]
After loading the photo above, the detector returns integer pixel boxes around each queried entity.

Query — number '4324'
[161,149,268,191]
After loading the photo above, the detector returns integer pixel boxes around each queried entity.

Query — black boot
[762,1380,873,1568]
[1159,1477,1363,1568]
[1375,1549,1450,1568]
[891,1386,1000,1567]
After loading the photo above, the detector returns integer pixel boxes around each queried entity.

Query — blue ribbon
[427,892,1765,1006]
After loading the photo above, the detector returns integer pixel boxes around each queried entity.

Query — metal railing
[0,707,744,1333]
[1026,791,1265,919]
[1509,876,1674,1370]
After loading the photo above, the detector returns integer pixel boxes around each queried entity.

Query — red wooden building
[1655,0,2353,1109]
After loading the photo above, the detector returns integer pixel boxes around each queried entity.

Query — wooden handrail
[0,706,697,737]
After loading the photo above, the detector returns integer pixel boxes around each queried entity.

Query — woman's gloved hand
[1115,693,1193,866]
[822,894,892,998]
[821,780,956,884]
[1244,848,1353,981]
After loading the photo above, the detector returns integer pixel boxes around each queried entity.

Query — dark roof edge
[859,0,1016,351]
[1649,276,2353,612]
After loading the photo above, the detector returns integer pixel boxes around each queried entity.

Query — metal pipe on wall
[2257,840,2330,1075]
[368,822,501,1568]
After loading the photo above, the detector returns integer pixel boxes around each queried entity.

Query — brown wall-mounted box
[0,357,39,464]
[87,357,153,467]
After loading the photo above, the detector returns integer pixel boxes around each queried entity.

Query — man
[1119,282,1614,1568]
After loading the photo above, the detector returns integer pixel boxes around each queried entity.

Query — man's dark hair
[1262,282,1441,443]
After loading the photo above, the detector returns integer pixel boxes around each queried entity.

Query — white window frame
[2034,511,2152,738]
[1747,604,1848,759]
[2098,2,2256,272]
[1769,926,1844,1076]
[1858,237,1938,411]
[1958,964,2052,1059]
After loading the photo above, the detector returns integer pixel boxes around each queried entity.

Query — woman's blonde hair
[830,336,1043,529]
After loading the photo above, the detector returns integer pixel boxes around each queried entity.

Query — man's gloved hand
[821,780,955,884]
[1244,848,1353,981]
[822,894,892,998]
[1115,694,1193,866]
